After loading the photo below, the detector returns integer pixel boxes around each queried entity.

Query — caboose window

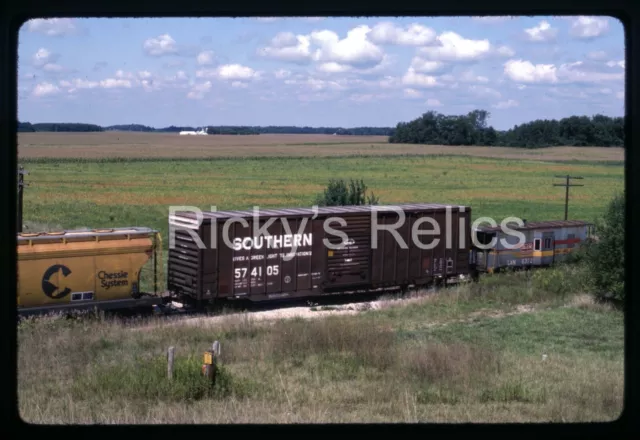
[534,239,541,250]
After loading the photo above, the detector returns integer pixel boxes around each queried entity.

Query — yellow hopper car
[17,227,164,316]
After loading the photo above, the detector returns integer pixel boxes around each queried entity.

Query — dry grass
[18,268,624,424]
[17,132,624,162]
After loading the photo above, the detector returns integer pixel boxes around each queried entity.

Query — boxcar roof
[174,203,470,221]
[17,226,157,242]
[475,220,592,233]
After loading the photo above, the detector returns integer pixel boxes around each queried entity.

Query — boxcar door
[541,231,555,266]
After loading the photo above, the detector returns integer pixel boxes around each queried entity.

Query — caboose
[471,219,594,273]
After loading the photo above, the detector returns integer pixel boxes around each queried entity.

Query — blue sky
[17,15,625,130]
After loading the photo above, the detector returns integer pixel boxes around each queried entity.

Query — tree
[585,191,625,302]
[314,179,379,206]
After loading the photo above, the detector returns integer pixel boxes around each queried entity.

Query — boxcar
[167,203,472,304]
[17,227,163,316]
[471,220,593,273]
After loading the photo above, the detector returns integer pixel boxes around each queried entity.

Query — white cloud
[616,91,624,100]
[231,81,249,89]
[187,81,212,99]
[138,70,153,79]
[32,82,60,97]
[524,21,558,42]
[458,70,490,83]
[403,88,423,99]
[115,70,134,79]
[569,16,609,39]
[216,64,259,81]
[257,32,313,63]
[32,48,58,67]
[402,68,439,88]
[42,63,63,72]
[284,77,347,92]
[274,69,291,79]
[426,98,442,107]
[317,62,352,73]
[310,26,385,68]
[418,31,491,62]
[258,25,388,71]
[493,99,519,109]
[558,61,624,83]
[59,78,99,90]
[504,58,625,84]
[606,60,625,69]
[497,46,516,57]
[26,18,77,36]
[504,59,558,83]
[409,57,445,73]
[100,78,132,88]
[143,34,178,56]
[367,22,437,46]
[197,50,215,66]
[468,85,502,99]
[255,17,280,22]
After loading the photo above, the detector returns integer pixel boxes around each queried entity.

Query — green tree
[314,179,379,206]
[585,191,625,302]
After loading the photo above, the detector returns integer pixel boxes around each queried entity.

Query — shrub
[314,178,379,206]
[584,191,625,302]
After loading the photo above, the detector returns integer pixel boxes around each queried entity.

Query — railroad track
[34,277,467,326]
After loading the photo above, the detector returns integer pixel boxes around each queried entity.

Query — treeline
[389,110,624,148]
[18,122,104,132]
[18,110,625,147]
[17,122,394,136]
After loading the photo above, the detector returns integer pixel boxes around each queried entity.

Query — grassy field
[18,132,624,162]
[18,265,624,423]
[18,134,624,245]
[16,133,625,424]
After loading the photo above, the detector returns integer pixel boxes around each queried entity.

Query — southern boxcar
[167,203,472,305]
[471,219,593,273]
[17,227,163,316]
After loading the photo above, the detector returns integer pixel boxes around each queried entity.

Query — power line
[553,175,584,221]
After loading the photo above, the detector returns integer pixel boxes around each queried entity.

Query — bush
[314,178,379,206]
[584,191,625,302]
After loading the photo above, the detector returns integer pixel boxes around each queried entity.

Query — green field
[20,155,624,244]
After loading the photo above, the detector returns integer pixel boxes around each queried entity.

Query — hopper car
[17,227,164,317]
[15,203,593,317]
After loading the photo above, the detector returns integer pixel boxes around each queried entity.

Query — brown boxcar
[167,203,472,304]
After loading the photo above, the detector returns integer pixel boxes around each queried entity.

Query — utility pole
[553,175,583,221]
[17,166,28,233]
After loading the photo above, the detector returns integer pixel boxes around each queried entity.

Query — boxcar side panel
[325,214,372,288]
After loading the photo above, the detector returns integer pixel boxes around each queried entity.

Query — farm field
[18,269,624,423]
[18,132,625,162]
[19,152,624,246]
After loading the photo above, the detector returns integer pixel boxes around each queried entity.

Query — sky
[17,15,625,130]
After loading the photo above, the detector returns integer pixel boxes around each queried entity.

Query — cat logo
[42,264,72,299]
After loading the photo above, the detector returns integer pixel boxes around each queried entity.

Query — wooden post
[212,340,220,356]
[202,340,220,384]
[167,346,175,380]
